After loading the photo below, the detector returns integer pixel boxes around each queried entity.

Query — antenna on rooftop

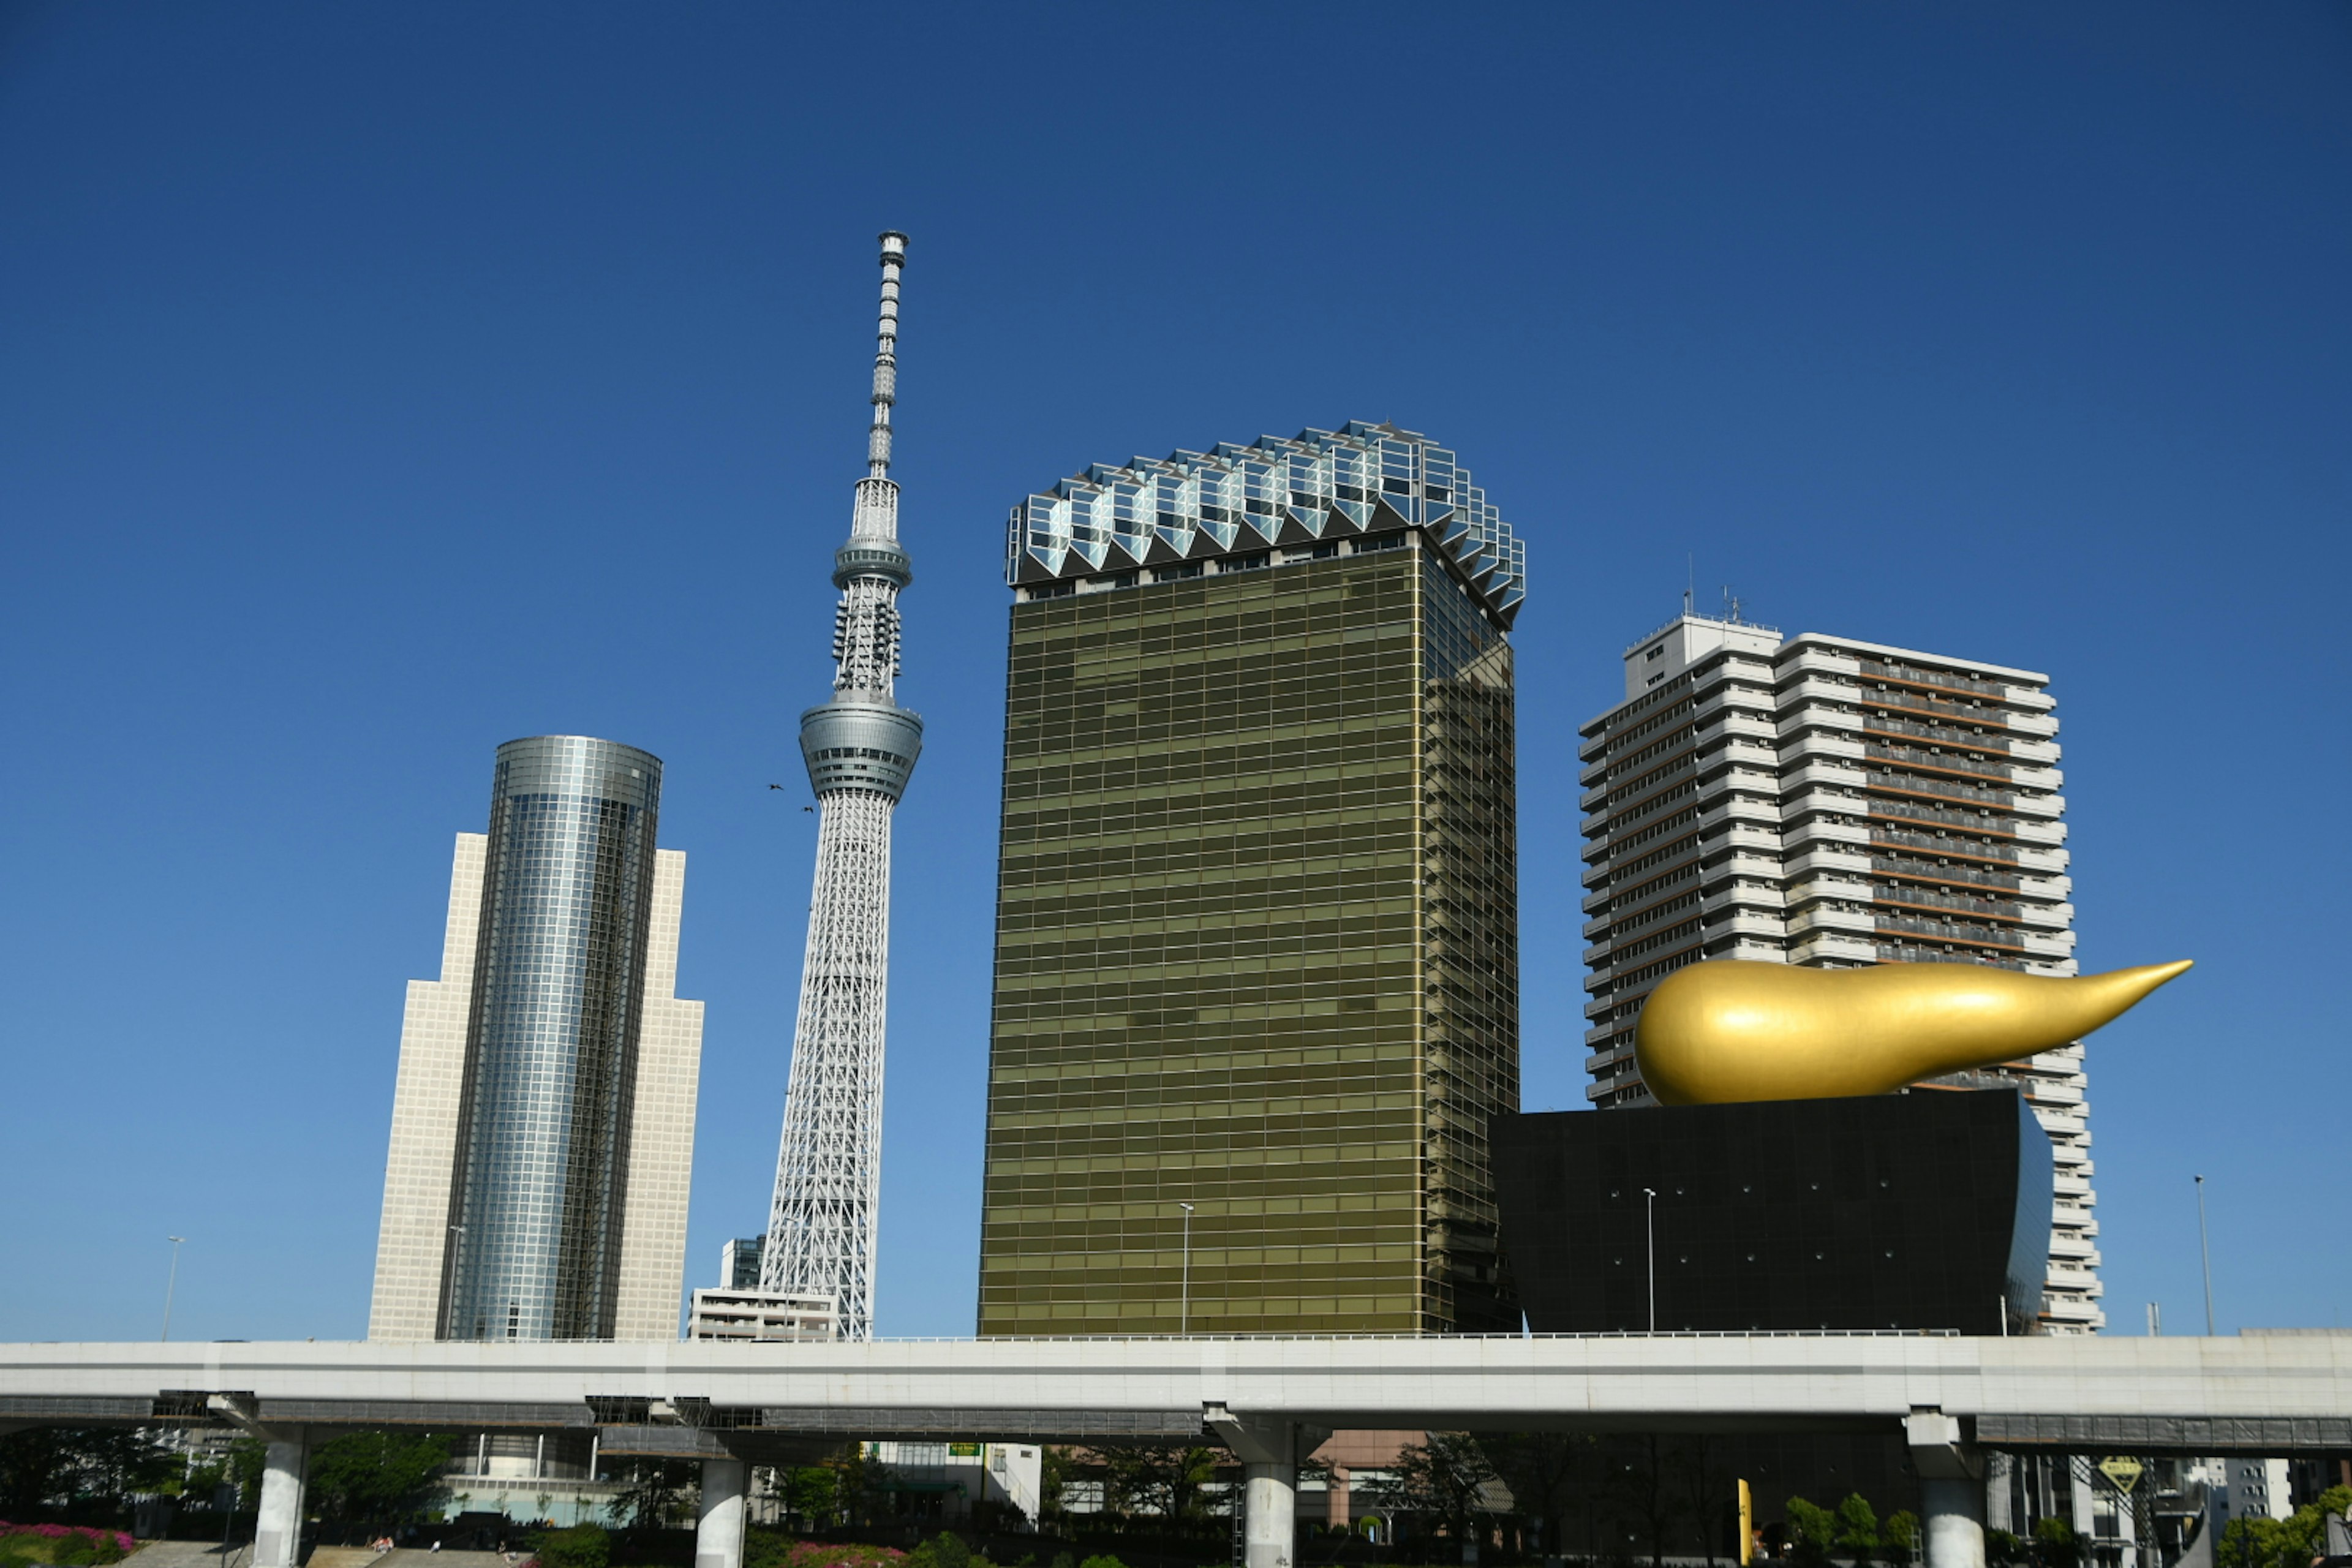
[1684,553,1694,617]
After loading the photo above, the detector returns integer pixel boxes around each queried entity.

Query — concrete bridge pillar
[696,1457,748,1568]
[1205,1404,1324,1568]
[1242,1461,1296,1568]
[252,1427,309,1568]
[1906,1410,1986,1568]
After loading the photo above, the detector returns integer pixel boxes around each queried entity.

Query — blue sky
[3,2,2346,1342]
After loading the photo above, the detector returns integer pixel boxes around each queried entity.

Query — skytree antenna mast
[761,232,922,1341]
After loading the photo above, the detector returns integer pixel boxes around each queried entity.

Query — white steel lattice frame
[762,233,919,1342]
[765,788,895,1336]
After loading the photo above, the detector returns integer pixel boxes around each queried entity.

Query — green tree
[1834,1494,1882,1560]
[1101,1444,1221,1520]
[2219,1486,2352,1568]
[1882,1510,1920,1567]
[782,1466,840,1528]
[606,1460,698,1528]
[0,1428,180,1520]
[2030,1517,2078,1568]
[306,1431,453,1530]
[1783,1498,1836,1567]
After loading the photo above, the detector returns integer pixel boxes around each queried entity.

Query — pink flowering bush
[780,1542,905,1568]
[0,1523,137,1560]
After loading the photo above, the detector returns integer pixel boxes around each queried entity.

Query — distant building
[367,736,705,1343]
[858,1442,1041,1525]
[1575,612,2098,1330]
[720,1236,765,1290]
[978,422,1526,1335]
[687,1287,834,1343]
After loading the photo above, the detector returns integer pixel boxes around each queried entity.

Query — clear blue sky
[4,3,2346,1343]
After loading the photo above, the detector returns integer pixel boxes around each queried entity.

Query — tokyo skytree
[761,232,922,1341]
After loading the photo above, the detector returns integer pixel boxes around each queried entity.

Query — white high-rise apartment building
[1576,611,2101,1332]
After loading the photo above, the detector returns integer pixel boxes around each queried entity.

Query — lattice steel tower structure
[760,232,922,1341]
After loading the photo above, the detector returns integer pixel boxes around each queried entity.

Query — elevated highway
[6,1333,2346,1568]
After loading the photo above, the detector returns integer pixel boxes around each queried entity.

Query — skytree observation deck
[1005,421,1526,628]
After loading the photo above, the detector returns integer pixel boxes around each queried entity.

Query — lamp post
[1642,1189,1657,1333]
[2195,1175,2215,1335]
[160,1236,186,1341]
[1178,1202,1194,1335]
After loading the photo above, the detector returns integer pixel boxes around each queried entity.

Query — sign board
[2098,1458,2144,1494]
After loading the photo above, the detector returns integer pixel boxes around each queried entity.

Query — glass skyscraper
[369,734,705,1343]
[977,422,1525,1336]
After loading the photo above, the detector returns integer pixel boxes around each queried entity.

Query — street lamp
[1642,1189,1657,1333]
[1178,1203,1195,1336]
[2195,1175,2215,1335]
[161,1237,186,1342]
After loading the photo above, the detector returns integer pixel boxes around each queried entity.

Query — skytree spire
[761,232,921,1341]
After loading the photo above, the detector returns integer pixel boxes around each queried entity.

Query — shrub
[533,1524,611,1568]
[1077,1556,1129,1568]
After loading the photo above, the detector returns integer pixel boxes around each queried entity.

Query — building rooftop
[1004,420,1526,626]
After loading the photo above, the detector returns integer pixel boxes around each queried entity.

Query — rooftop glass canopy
[1005,420,1526,627]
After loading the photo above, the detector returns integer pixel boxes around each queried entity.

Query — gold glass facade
[978,537,1518,1336]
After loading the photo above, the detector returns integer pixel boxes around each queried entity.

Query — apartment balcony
[1873,884,2022,921]
[2014,818,2066,845]
[2009,737,2061,763]
[2054,1172,2092,1197]
[1785,848,1871,880]
[1694,709,1777,744]
[1584,1045,1633,1074]
[1695,797,1781,834]
[1702,886,1787,919]
[1788,906,1876,938]
[2009,764,2065,791]
[1789,931,1877,963]
[2008,710,2059,737]
[2049,1232,2101,1264]
[1782,764,1869,798]
[1702,908,1787,937]
[2018,874,2073,899]
[1694,683,1777,718]
[1873,856,2022,892]
[1776,676,1865,711]
[1779,696,1865,729]
[2016,902,2075,929]
[1786,730,1868,762]
[1707,824,1784,857]
[2005,686,2056,712]
[2019,929,2077,956]
[2013,842,2068,871]
[1776,649,1863,681]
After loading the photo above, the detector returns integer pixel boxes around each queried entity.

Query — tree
[0,1429,180,1521]
[1834,1494,1882,1561]
[606,1460,699,1528]
[1101,1444,1221,1520]
[1599,1436,1678,1568]
[1882,1510,1920,1567]
[1365,1433,1501,1553]
[2030,1516,2078,1568]
[1474,1434,1593,1559]
[1783,1498,1836,1567]
[2220,1485,2352,1568]
[306,1432,454,1531]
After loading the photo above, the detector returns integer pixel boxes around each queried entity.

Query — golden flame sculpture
[1632,959,2193,1107]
